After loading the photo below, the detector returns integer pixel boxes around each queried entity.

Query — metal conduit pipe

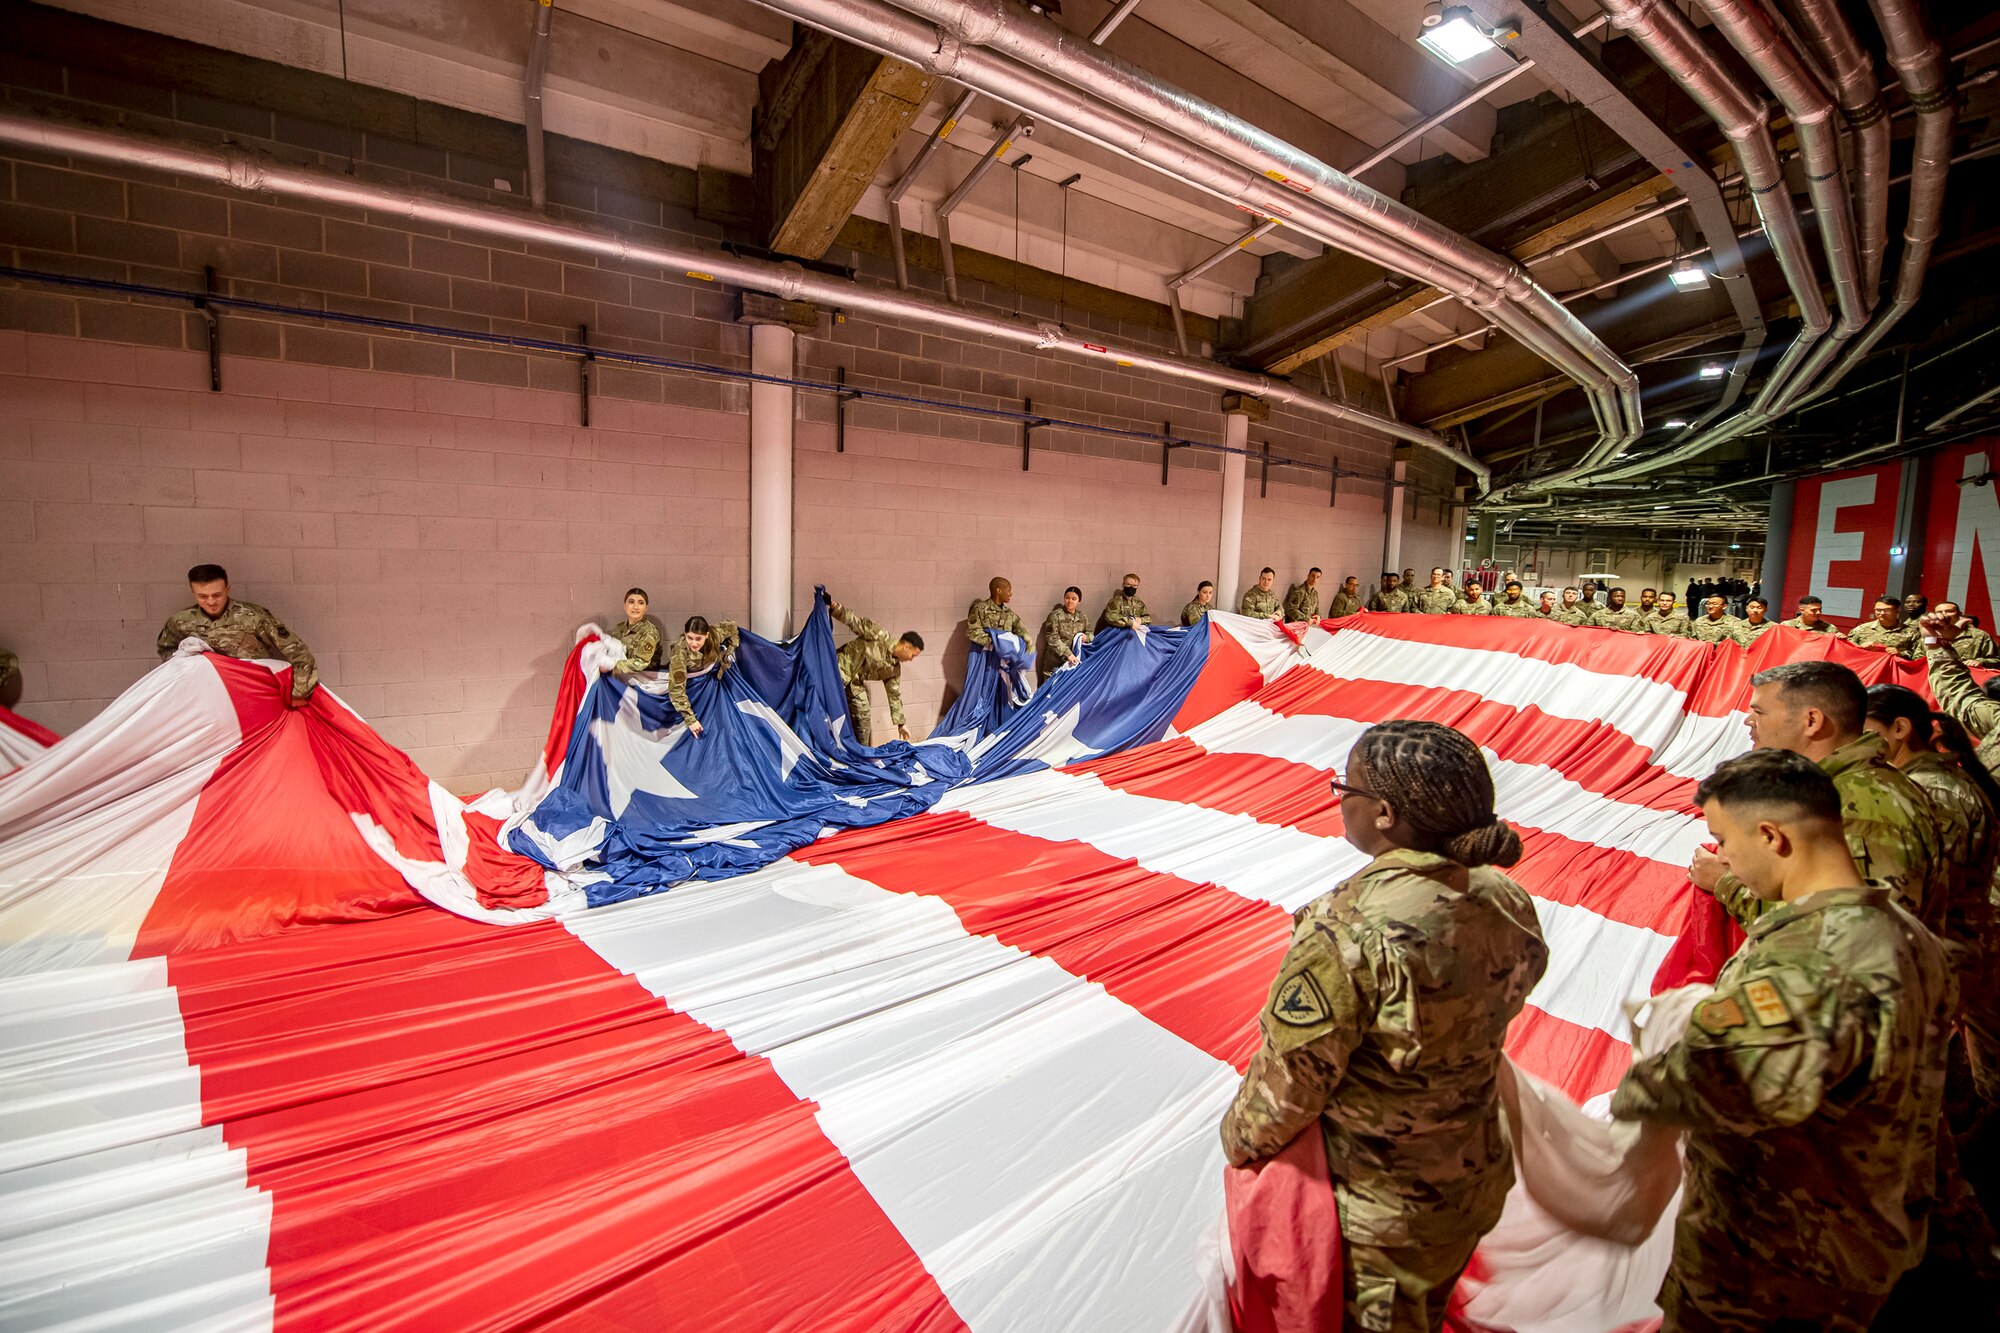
[1788,0,1890,298]
[523,0,555,211]
[755,0,1642,465]
[0,107,1486,490]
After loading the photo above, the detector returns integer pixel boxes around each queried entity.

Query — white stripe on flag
[565,859,1235,1333]
[0,958,274,1331]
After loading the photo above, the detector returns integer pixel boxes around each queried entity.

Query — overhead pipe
[0,107,1486,490]
[1166,217,1281,354]
[934,117,1031,301]
[747,0,1641,478]
[885,0,1143,288]
[1788,0,1890,297]
[523,0,554,211]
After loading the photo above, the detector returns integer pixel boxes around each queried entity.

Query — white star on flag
[1009,703,1102,770]
[591,688,696,816]
[735,699,813,781]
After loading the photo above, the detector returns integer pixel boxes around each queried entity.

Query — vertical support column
[1761,479,1795,607]
[1217,394,1267,608]
[1384,450,1410,576]
[749,321,795,639]
[1474,511,1497,566]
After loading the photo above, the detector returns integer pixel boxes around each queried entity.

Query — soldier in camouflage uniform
[1848,598,1924,659]
[1738,596,1776,644]
[1240,567,1282,619]
[1781,594,1846,635]
[0,648,17,707]
[1283,568,1324,622]
[1593,588,1646,632]
[1488,580,1540,618]
[1220,720,1547,1333]
[1413,568,1458,615]
[1614,749,1955,1331]
[1039,586,1092,675]
[965,576,1028,649]
[1547,587,1594,626]
[1326,575,1365,619]
[1642,592,1693,637]
[1100,574,1150,630]
[664,614,740,737]
[607,588,663,676]
[156,563,318,705]
[1921,612,2000,777]
[1448,582,1489,615]
[1694,660,1946,931]
[1637,587,1659,617]
[1932,602,2000,664]
[830,600,924,744]
[1865,684,1997,952]
[1367,572,1411,614]
[1689,595,1748,646]
[1181,581,1216,627]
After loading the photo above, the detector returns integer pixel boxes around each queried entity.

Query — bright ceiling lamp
[1699,362,1725,379]
[1419,5,1500,63]
[1664,418,1688,428]
[1667,258,1709,291]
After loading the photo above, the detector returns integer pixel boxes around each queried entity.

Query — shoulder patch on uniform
[1271,970,1331,1028]
[1743,977,1794,1028]
[1694,994,1746,1034]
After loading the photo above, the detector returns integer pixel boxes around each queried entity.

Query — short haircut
[1798,595,1822,608]
[1873,596,1899,610]
[1122,572,1140,583]
[1750,659,1866,734]
[1064,585,1082,598]
[1197,580,1214,591]
[1308,566,1322,576]
[1694,749,1843,824]
[625,587,649,601]
[1259,566,1275,576]
[1563,586,1578,594]
[1865,683,1933,734]
[899,631,925,650]
[1433,567,1448,576]
[1505,579,1522,589]
[188,563,229,585]
[1746,596,1767,609]
[1383,570,1399,579]
[1641,587,1656,596]
[990,576,1011,596]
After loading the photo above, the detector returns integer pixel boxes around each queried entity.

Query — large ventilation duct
[745,0,1643,480]
[0,108,1485,487]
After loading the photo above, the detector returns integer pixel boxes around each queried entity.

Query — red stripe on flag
[167,910,964,1332]
[0,702,60,748]
[1169,620,1269,733]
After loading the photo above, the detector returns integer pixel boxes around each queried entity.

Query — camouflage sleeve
[714,620,740,666]
[884,670,906,728]
[1042,611,1076,664]
[835,605,891,648]
[1102,599,1134,629]
[666,644,698,729]
[614,621,660,677]
[1006,607,1027,639]
[1711,871,1778,929]
[1612,964,1860,1133]
[256,610,318,699]
[1220,922,1370,1166]
[0,649,16,686]
[966,600,993,649]
[156,614,184,660]
[1282,588,1306,621]
[1841,809,1934,920]
[1929,647,2000,737]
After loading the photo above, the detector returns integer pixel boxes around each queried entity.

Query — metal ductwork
[523,0,555,211]
[745,0,1642,481]
[0,107,1485,488]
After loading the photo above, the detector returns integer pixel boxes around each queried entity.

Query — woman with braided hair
[1220,719,1549,1332]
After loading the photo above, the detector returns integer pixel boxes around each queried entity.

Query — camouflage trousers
[1660,1269,1885,1331]
[1342,1235,1478,1333]
[844,680,874,744]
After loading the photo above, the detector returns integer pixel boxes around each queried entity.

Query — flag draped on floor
[0,702,56,773]
[0,613,1957,1331]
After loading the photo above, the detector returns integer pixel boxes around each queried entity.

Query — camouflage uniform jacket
[1180,600,1213,627]
[1739,618,1776,643]
[1039,606,1091,675]
[608,617,661,674]
[1448,595,1489,616]
[1282,583,1321,622]
[833,606,906,726]
[1714,732,1947,931]
[1689,614,1748,645]
[1595,606,1648,632]
[1547,605,1594,626]
[1413,585,1459,615]
[0,649,16,686]
[1848,620,1923,659]
[1780,616,1844,635]
[1947,625,2000,665]
[1927,646,2000,777]
[156,600,317,699]
[1612,884,1955,1295]
[1325,589,1364,618]
[1219,848,1549,1247]
[1645,611,1694,637]
[666,620,740,730]
[1488,597,1541,618]
[1239,586,1281,619]
[1365,588,1411,614]
[1099,593,1149,630]
[1899,750,1997,955]
[964,597,1027,649]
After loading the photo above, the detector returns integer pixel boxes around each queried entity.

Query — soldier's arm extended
[1709,871,1778,929]
[1928,645,2000,737]
[1612,966,1859,1133]
[832,603,888,645]
[256,611,319,700]
[884,670,906,728]
[666,645,699,729]
[1220,926,1368,1166]
[613,621,659,678]
[966,599,993,649]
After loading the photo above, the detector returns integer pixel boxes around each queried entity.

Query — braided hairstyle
[1350,719,1523,867]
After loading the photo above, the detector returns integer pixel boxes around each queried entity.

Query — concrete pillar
[1760,479,1795,606]
[1885,456,1924,599]
[1218,411,1248,607]
[1474,511,1497,566]
[749,321,795,639]
[1384,454,1409,575]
